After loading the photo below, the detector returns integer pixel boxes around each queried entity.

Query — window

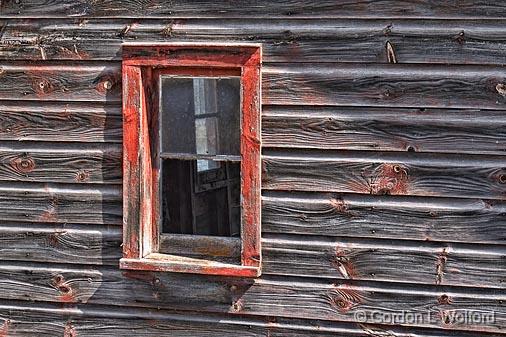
[120,44,262,277]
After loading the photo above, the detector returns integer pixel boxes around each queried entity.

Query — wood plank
[3,62,506,110]
[0,263,502,332]
[262,106,506,155]
[0,101,122,143]
[0,63,121,102]
[0,262,239,311]
[0,223,121,265]
[1,301,499,337]
[263,236,506,289]
[0,182,122,224]
[263,64,506,110]
[0,142,121,184]
[159,234,241,264]
[0,1,505,18]
[262,192,506,244]
[6,102,505,155]
[239,278,505,333]
[1,223,503,290]
[262,150,506,200]
[3,19,506,65]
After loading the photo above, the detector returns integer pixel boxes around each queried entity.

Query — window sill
[120,254,261,277]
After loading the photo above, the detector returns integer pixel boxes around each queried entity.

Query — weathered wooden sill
[120,254,261,277]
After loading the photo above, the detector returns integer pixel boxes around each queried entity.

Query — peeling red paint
[64,322,77,337]
[0,319,10,337]
[121,44,262,276]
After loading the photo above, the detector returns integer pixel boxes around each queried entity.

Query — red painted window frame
[120,43,262,277]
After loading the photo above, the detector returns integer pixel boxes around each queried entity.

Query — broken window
[159,77,241,238]
[121,44,262,277]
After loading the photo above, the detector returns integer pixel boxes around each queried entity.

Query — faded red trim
[121,43,262,276]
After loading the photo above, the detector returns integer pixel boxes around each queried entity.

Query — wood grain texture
[2,223,503,290]
[262,192,506,244]
[0,263,502,332]
[0,6,505,336]
[5,62,506,110]
[0,101,122,143]
[0,262,242,311]
[0,1,505,18]
[263,236,506,288]
[0,223,121,265]
[238,278,505,332]
[0,63,121,102]
[0,182,122,224]
[3,19,506,65]
[262,150,506,200]
[262,106,506,155]
[1,301,499,337]
[0,142,121,184]
[263,64,506,110]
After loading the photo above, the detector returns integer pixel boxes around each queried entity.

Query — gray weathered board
[0,1,504,336]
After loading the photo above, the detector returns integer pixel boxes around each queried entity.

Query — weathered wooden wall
[0,1,504,336]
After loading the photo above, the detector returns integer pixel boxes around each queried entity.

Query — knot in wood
[496,83,506,97]
[52,274,73,298]
[453,31,465,44]
[231,299,244,312]
[11,155,35,174]
[47,232,62,247]
[96,73,119,94]
[438,294,452,305]
[75,170,90,182]
[152,277,162,287]
[31,76,55,96]
[329,197,348,213]
[370,163,409,195]
[383,24,393,36]
[326,288,362,314]
[103,80,113,90]
[498,174,506,184]
[440,310,453,325]
[52,274,63,283]
[162,22,174,37]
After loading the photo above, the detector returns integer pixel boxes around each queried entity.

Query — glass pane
[161,159,241,237]
[159,76,241,156]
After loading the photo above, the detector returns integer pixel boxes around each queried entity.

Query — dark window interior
[159,76,241,237]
